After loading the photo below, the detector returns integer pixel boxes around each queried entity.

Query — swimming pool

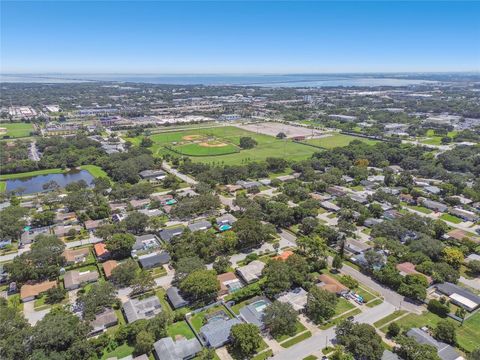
[219,224,232,231]
[252,299,269,313]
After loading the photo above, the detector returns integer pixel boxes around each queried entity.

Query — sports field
[301,134,379,149]
[0,122,34,138]
[126,126,321,165]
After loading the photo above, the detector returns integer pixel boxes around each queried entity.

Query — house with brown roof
[94,243,110,261]
[274,250,294,261]
[447,229,479,243]
[55,211,78,224]
[20,280,57,302]
[90,308,118,335]
[64,269,99,290]
[396,262,433,284]
[317,274,348,294]
[217,272,243,297]
[102,260,118,279]
[84,219,103,232]
[129,198,150,209]
[62,247,90,265]
[54,224,82,238]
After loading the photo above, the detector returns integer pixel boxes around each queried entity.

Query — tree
[239,136,258,149]
[78,282,118,320]
[0,301,32,360]
[123,211,149,235]
[131,269,155,295]
[300,216,318,235]
[0,206,28,240]
[468,348,480,360]
[387,322,400,338]
[233,218,273,250]
[262,260,292,298]
[179,269,219,304]
[105,233,135,259]
[174,256,206,282]
[110,259,138,287]
[263,301,298,338]
[93,177,111,193]
[336,320,384,360]
[441,247,464,269]
[468,260,480,275]
[213,256,231,274]
[433,220,449,239]
[434,320,456,345]
[395,335,441,360]
[330,346,354,360]
[229,323,262,359]
[196,348,217,360]
[32,211,56,227]
[305,287,337,324]
[427,299,450,317]
[296,235,328,264]
[398,274,428,301]
[140,137,153,147]
[286,254,309,287]
[45,287,67,305]
[332,254,343,271]
[276,132,287,139]
[339,275,358,290]
[134,330,154,355]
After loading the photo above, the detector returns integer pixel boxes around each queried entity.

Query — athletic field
[127,126,376,165]
[301,134,378,149]
[0,122,34,138]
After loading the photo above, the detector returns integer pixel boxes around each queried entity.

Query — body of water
[5,170,94,194]
[0,73,438,87]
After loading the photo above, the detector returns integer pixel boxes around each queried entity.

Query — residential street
[162,161,197,185]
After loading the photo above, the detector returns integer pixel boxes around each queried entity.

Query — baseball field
[126,125,376,165]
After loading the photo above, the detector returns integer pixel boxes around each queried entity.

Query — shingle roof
[159,226,185,243]
[239,297,271,328]
[435,282,480,307]
[236,260,265,283]
[187,220,212,232]
[20,280,57,301]
[166,286,189,309]
[406,328,463,360]
[200,317,242,348]
[138,252,170,268]
[123,296,162,323]
[153,337,202,360]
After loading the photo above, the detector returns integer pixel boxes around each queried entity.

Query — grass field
[79,165,110,179]
[301,134,378,149]
[126,126,320,165]
[173,142,239,156]
[440,213,463,224]
[0,168,65,180]
[167,321,195,340]
[373,310,406,328]
[389,310,479,352]
[280,331,312,348]
[408,205,433,214]
[0,122,34,138]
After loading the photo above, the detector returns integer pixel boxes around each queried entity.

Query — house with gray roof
[89,308,118,335]
[420,199,448,213]
[138,251,170,269]
[239,297,271,330]
[236,260,265,284]
[434,282,480,312]
[200,317,242,348]
[123,296,162,323]
[153,337,202,360]
[406,328,463,360]
[187,220,212,232]
[166,286,189,309]
[159,226,185,243]
[216,214,237,226]
[64,269,99,290]
[133,234,161,253]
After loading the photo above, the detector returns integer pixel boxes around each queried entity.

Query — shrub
[387,322,400,338]
[427,299,450,317]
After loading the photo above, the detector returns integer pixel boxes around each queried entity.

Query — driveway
[65,235,103,249]
[162,162,197,185]
[23,301,50,325]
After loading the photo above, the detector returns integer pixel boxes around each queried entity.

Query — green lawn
[407,205,433,214]
[280,331,312,348]
[126,126,319,166]
[79,165,110,179]
[335,298,355,315]
[0,122,34,138]
[391,310,478,352]
[0,182,6,192]
[366,298,383,308]
[275,321,307,342]
[101,343,134,360]
[373,310,406,328]
[440,213,463,224]
[319,308,362,330]
[189,304,232,332]
[252,349,274,360]
[167,321,195,340]
[172,142,239,156]
[303,356,318,360]
[302,134,378,149]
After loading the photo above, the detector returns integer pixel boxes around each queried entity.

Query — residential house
[84,219,103,232]
[236,180,261,190]
[434,283,480,312]
[216,214,237,226]
[153,337,202,360]
[239,297,271,330]
[159,226,185,243]
[446,229,479,243]
[123,296,162,323]
[200,316,242,348]
[236,260,265,284]
[406,328,464,360]
[326,185,347,197]
[396,262,432,284]
[139,169,167,182]
[217,272,243,297]
[102,260,118,279]
[424,186,441,195]
[130,198,150,209]
[364,218,383,228]
[277,287,308,312]
[138,251,171,269]
[139,208,163,217]
[187,220,212,232]
[132,234,161,255]
[274,250,293,261]
[383,209,403,221]
[317,274,348,295]
[420,199,448,213]
[112,213,126,223]
[55,211,77,224]
[54,224,82,238]
[449,208,478,222]
[64,269,99,290]
[90,308,118,335]
[345,238,372,255]
[62,247,90,266]
[166,286,189,309]
[20,280,57,302]
[94,243,110,261]
[320,201,340,212]
[399,193,415,205]
[0,239,12,249]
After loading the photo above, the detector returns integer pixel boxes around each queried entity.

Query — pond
[5,170,95,194]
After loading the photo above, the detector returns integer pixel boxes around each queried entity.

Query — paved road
[29,140,40,161]
[162,162,197,185]
[272,302,395,360]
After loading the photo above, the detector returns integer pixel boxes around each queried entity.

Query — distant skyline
[1,1,479,74]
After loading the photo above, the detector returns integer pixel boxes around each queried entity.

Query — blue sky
[1,1,479,73]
